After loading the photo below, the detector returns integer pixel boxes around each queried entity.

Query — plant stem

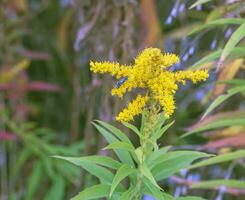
[134,99,158,199]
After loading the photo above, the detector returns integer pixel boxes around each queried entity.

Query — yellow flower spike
[116,95,149,122]
[174,69,209,84]
[90,47,209,121]
[161,53,180,69]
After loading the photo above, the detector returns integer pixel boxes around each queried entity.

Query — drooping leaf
[53,156,114,184]
[182,117,245,138]
[202,86,245,119]
[189,18,245,35]
[190,179,245,189]
[219,79,245,86]
[109,164,136,197]
[187,111,245,131]
[151,151,211,180]
[54,155,121,169]
[92,122,135,167]
[188,150,245,169]
[219,23,245,65]
[71,184,110,200]
[189,47,245,70]
[95,120,132,144]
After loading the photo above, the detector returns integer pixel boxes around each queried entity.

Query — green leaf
[202,86,245,119]
[25,161,43,200]
[219,79,245,86]
[220,23,245,63]
[42,157,56,180]
[93,122,135,167]
[54,155,121,169]
[13,148,32,176]
[134,147,144,164]
[140,164,162,190]
[53,156,114,184]
[182,117,245,138]
[142,178,164,200]
[71,184,110,200]
[146,146,171,166]
[189,18,245,35]
[177,196,206,200]
[122,121,142,138]
[104,141,135,153]
[151,151,211,180]
[154,121,174,140]
[189,0,212,9]
[95,120,132,144]
[189,47,245,70]
[110,164,136,197]
[119,186,136,200]
[191,179,245,189]
[189,150,245,169]
[44,175,65,200]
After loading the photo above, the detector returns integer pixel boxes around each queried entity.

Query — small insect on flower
[115,77,128,88]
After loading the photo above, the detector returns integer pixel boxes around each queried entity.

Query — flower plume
[90,48,208,122]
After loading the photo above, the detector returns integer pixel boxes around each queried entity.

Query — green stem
[134,100,158,199]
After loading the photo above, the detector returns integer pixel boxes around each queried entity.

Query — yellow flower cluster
[116,95,149,122]
[90,48,209,122]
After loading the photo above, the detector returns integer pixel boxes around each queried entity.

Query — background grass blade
[191,179,245,189]
[188,150,245,169]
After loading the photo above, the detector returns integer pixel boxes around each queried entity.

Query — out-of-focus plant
[0,1,83,200]
[174,0,245,199]
[1,111,83,200]
[55,48,245,200]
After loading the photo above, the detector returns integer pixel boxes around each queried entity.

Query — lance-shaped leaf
[202,84,245,119]
[92,122,135,167]
[71,184,110,200]
[95,120,132,144]
[190,179,245,189]
[152,151,211,180]
[104,141,135,153]
[189,47,245,70]
[53,156,114,184]
[219,23,245,67]
[188,150,245,169]
[182,117,245,138]
[189,18,245,35]
[109,164,136,197]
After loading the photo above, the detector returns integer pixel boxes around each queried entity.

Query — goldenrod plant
[54,48,216,199]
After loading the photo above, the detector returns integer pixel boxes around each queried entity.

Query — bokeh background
[0,0,244,200]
